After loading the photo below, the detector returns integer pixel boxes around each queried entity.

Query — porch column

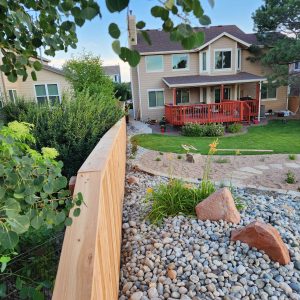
[173,88,176,106]
[257,81,262,122]
[221,84,224,102]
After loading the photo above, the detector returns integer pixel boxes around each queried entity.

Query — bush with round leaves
[0,121,81,255]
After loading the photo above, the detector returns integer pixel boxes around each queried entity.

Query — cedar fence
[53,117,127,300]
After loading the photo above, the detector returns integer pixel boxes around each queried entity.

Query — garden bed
[119,168,300,300]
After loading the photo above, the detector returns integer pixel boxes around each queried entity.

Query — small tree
[252,0,300,85]
[114,82,132,101]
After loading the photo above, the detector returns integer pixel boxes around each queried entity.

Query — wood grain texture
[53,117,126,300]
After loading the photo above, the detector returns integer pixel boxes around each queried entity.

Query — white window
[237,48,241,71]
[176,89,190,104]
[148,90,164,108]
[295,62,300,71]
[215,50,232,70]
[172,54,189,70]
[8,89,17,102]
[145,55,163,72]
[202,51,207,71]
[261,83,277,100]
[35,84,60,105]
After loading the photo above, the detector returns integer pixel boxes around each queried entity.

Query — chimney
[127,11,137,46]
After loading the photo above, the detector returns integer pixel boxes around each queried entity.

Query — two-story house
[103,65,122,83]
[128,14,288,125]
[289,61,300,97]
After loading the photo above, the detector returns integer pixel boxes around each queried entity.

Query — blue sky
[49,0,264,81]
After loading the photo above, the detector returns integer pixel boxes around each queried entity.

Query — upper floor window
[176,89,189,104]
[172,54,189,70]
[295,62,300,71]
[237,48,241,71]
[261,83,276,100]
[215,50,231,70]
[202,51,207,71]
[35,84,60,105]
[148,90,164,107]
[146,55,163,72]
[8,89,17,102]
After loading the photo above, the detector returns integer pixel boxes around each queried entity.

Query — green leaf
[53,176,67,192]
[65,217,72,226]
[199,15,211,26]
[105,0,129,12]
[0,230,19,249]
[151,6,169,21]
[165,0,174,10]
[0,256,11,272]
[112,40,121,55]
[73,207,80,217]
[108,23,121,39]
[43,181,54,194]
[0,283,6,298]
[0,187,5,200]
[119,47,140,67]
[181,31,205,49]
[7,72,17,83]
[141,31,152,45]
[33,61,43,71]
[31,215,43,230]
[5,198,21,218]
[7,215,30,234]
[136,21,146,29]
[31,71,37,81]
[193,0,204,17]
[55,211,66,225]
[81,7,98,20]
[74,17,85,27]
[177,24,193,38]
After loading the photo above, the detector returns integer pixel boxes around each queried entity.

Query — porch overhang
[162,72,266,88]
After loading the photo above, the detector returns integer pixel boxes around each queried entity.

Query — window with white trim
[261,83,276,100]
[145,55,163,72]
[237,48,241,71]
[176,89,189,104]
[172,54,188,70]
[202,51,207,71]
[202,87,207,103]
[8,89,17,102]
[148,90,164,107]
[295,62,300,71]
[215,50,231,69]
[35,84,60,105]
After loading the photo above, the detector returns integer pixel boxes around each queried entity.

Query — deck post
[257,82,261,122]
[221,84,224,102]
[173,88,176,106]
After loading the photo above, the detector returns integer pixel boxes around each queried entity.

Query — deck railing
[53,117,127,300]
[165,100,258,126]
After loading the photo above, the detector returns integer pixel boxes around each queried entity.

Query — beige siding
[2,68,70,102]
[209,36,237,75]
[138,53,199,121]
[262,86,288,111]
[241,49,269,76]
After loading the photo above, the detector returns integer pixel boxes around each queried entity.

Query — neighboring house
[103,65,121,83]
[128,14,288,124]
[289,61,300,96]
[0,56,70,107]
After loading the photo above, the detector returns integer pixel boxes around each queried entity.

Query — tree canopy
[252,0,300,85]
[0,0,214,82]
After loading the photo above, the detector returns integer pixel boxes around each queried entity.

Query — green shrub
[289,154,297,160]
[155,157,161,161]
[177,155,182,159]
[286,171,296,184]
[145,179,216,224]
[182,123,224,137]
[228,123,243,133]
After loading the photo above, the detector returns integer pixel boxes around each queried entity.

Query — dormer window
[172,54,189,70]
[214,50,231,70]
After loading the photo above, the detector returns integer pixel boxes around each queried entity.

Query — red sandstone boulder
[231,221,290,265]
[195,187,240,224]
[127,176,139,185]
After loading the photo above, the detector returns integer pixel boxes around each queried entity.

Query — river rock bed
[119,169,300,300]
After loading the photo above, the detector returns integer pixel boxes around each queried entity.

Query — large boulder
[195,187,240,224]
[231,221,290,265]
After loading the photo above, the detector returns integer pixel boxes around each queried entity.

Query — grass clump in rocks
[289,154,297,160]
[286,171,296,184]
[145,179,216,224]
[227,123,243,133]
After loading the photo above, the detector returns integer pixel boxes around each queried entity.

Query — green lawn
[132,120,300,155]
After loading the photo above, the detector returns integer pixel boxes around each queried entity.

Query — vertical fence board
[53,117,126,300]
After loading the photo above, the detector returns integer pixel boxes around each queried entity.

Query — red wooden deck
[165,100,259,126]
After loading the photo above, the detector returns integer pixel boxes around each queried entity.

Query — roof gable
[133,25,258,54]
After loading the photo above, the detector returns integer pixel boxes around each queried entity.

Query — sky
[49,0,264,82]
